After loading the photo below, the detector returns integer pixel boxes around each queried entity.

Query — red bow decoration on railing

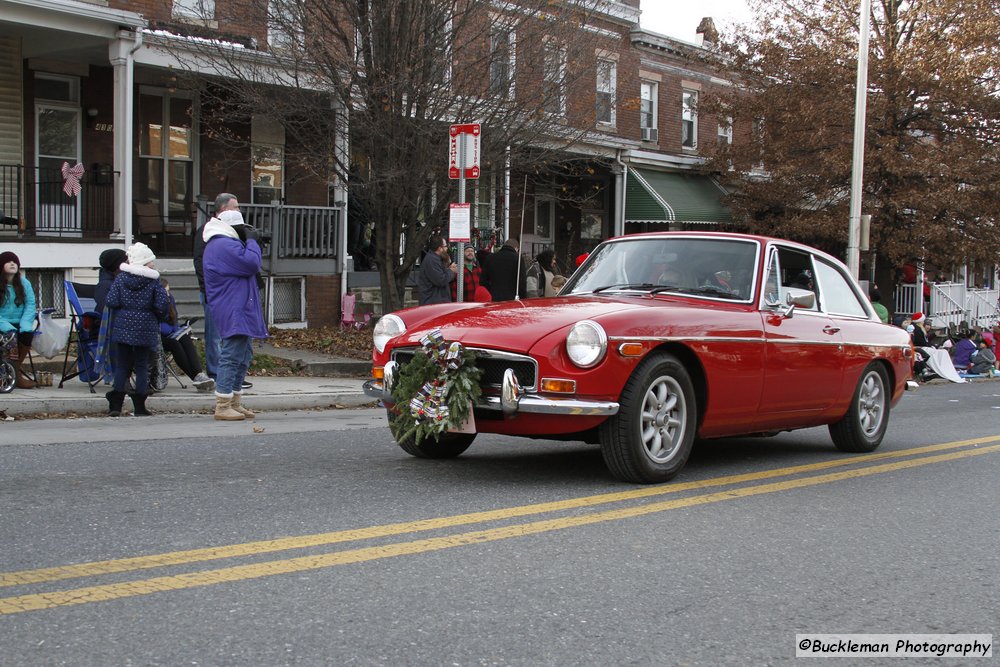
[61,161,84,198]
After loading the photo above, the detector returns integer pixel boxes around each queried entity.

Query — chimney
[696,17,719,46]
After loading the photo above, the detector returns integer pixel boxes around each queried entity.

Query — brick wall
[305,273,340,326]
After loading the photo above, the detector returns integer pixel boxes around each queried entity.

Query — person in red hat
[575,253,589,268]
[0,250,37,389]
[910,312,930,347]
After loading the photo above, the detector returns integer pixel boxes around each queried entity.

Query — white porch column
[109,29,141,245]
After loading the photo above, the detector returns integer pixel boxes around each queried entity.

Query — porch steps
[157,260,206,337]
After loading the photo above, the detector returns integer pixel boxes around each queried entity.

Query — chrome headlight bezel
[373,314,406,354]
[565,320,607,368]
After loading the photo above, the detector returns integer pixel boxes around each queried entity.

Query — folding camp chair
[59,281,101,388]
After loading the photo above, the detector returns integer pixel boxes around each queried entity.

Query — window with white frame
[640,81,657,140]
[595,59,616,125]
[252,144,284,204]
[682,90,698,149]
[718,116,733,145]
[489,26,515,97]
[173,0,215,19]
[268,0,305,51]
[472,173,494,236]
[542,43,566,116]
[534,195,555,241]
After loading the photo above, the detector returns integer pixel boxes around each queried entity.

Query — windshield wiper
[649,284,683,295]
[592,283,656,293]
[684,285,741,299]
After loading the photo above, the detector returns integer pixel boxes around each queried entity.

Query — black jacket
[481,245,526,301]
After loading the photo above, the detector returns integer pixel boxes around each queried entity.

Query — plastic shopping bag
[33,309,71,358]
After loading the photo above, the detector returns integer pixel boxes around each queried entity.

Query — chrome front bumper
[363,363,619,417]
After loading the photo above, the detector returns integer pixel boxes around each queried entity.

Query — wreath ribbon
[61,161,84,198]
[409,329,465,423]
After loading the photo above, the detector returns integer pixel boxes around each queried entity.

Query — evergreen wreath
[389,330,482,445]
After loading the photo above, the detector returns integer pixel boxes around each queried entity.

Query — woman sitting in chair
[160,278,214,392]
[0,251,36,389]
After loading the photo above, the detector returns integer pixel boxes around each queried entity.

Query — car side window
[763,251,781,306]
[813,259,869,317]
[775,247,819,310]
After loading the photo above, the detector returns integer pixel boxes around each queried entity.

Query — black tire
[829,363,890,453]
[599,353,697,483]
[0,360,14,394]
[388,410,476,459]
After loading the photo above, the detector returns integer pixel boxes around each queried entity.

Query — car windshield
[565,237,758,301]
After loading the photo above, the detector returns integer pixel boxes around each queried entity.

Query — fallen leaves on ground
[266,325,372,360]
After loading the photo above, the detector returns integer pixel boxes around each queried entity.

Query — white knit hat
[127,242,156,266]
[219,210,245,226]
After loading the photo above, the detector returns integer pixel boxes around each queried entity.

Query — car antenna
[515,174,528,300]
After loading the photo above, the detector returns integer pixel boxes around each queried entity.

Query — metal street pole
[847,0,872,278]
[457,132,466,302]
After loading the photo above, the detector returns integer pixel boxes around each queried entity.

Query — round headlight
[566,320,607,368]
[373,314,406,354]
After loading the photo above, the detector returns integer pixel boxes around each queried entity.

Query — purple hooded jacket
[202,218,269,339]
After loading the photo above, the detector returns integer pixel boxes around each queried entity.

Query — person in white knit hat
[103,242,170,417]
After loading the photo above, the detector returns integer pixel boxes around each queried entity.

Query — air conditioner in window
[641,127,658,142]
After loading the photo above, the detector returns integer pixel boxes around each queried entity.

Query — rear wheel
[829,363,890,453]
[388,410,476,459]
[0,360,14,394]
[599,353,697,483]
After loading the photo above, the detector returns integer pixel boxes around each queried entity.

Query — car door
[755,246,845,428]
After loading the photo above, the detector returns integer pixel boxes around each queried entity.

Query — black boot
[130,393,152,416]
[106,390,126,417]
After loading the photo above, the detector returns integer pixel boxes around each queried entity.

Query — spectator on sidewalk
[105,243,170,417]
[416,235,457,305]
[94,248,127,316]
[0,250,36,389]
[951,330,978,371]
[450,245,486,303]
[194,193,238,384]
[203,209,269,421]
[481,238,526,301]
[870,288,889,324]
[159,278,215,392]
[969,338,997,375]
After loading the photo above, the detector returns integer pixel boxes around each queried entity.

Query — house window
[542,43,566,116]
[718,116,733,145]
[640,81,657,141]
[252,145,284,204]
[268,0,304,51]
[489,27,515,97]
[173,0,215,19]
[682,90,698,149]
[595,59,616,125]
[138,91,195,225]
[535,195,555,241]
[472,173,494,237]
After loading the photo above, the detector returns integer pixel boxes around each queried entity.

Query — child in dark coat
[104,242,170,416]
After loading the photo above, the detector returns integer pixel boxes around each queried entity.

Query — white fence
[894,282,1000,329]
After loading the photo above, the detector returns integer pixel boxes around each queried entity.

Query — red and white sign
[449,123,481,179]
[449,203,471,241]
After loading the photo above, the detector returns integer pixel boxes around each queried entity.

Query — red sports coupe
[365,232,914,483]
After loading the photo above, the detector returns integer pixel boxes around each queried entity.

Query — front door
[35,103,81,237]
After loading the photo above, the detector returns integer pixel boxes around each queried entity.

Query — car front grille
[392,347,537,391]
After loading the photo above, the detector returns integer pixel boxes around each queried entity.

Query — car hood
[393,296,640,352]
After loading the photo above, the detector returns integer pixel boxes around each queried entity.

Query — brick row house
[0,0,736,325]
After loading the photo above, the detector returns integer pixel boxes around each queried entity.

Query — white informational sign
[449,203,471,241]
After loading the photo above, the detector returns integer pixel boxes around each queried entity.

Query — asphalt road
[1,383,998,666]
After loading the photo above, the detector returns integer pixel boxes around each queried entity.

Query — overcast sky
[638,0,753,43]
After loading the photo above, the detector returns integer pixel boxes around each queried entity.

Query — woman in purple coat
[202,209,269,421]
[105,242,170,416]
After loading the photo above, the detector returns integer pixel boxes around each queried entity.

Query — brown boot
[214,393,245,421]
[15,344,34,389]
[231,392,255,418]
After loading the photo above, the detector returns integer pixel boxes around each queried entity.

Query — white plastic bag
[33,309,71,358]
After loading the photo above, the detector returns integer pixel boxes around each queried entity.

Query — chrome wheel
[857,369,886,437]
[639,374,687,464]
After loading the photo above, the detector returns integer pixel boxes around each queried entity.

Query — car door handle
[823,326,841,335]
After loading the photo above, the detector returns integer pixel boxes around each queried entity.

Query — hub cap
[858,371,886,437]
[640,374,686,463]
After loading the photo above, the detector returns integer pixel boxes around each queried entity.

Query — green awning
[625,169,732,225]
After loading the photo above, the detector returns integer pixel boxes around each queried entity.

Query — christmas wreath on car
[389,329,482,444]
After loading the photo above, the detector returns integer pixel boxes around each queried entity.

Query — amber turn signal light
[372,366,385,380]
[618,342,644,357]
[540,378,576,394]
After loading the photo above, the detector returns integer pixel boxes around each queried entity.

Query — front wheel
[388,410,476,459]
[829,363,890,453]
[0,360,15,394]
[599,353,697,483]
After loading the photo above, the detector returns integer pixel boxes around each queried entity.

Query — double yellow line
[3,437,999,615]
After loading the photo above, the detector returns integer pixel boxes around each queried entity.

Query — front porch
[895,282,1000,330]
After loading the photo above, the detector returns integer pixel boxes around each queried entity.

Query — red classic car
[365,232,914,483]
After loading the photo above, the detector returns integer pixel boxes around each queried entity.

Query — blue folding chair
[59,281,101,389]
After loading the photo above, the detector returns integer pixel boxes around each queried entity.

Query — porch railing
[241,203,340,259]
[0,163,116,239]
[895,282,1000,329]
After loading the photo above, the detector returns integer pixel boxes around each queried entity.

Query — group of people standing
[415,237,567,306]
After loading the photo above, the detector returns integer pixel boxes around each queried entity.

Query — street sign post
[449,123,481,301]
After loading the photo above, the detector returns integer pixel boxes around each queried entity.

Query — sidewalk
[2,343,375,418]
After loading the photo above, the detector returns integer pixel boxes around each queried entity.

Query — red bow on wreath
[61,161,84,198]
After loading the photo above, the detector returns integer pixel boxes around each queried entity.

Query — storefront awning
[625,168,732,225]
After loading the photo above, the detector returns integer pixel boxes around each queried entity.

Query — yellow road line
[1,443,998,615]
[2,436,998,589]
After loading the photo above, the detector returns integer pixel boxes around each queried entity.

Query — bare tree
[165,0,617,312]
[701,0,1000,289]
